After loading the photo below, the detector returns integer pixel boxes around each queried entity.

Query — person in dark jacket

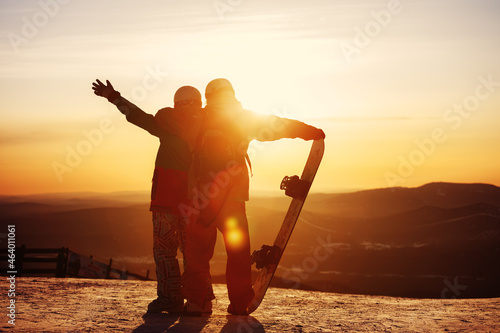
[92,79,209,313]
[182,78,325,315]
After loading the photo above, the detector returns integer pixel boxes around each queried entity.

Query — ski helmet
[205,78,235,100]
[174,86,202,108]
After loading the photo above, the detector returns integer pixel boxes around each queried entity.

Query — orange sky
[1,0,500,195]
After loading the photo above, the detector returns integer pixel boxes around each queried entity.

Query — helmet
[205,78,235,100]
[174,86,202,108]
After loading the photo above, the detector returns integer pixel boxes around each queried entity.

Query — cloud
[314,116,440,123]
[0,119,115,146]
[0,129,72,146]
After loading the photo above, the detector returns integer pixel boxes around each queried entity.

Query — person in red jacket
[92,79,211,313]
[181,78,325,315]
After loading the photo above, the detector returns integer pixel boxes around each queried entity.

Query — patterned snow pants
[152,211,186,307]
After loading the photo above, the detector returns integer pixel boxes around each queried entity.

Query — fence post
[63,247,69,276]
[55,247,68,277]
[106,258,113,279]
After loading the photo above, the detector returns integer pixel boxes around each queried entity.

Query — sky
[1,0,500,196]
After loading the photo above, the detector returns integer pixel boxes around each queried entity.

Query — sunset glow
[1,0,500,195]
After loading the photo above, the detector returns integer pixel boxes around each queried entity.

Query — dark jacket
[113,96,202,213]
[199,101,322,202]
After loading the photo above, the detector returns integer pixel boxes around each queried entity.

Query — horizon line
[1,181,498,198]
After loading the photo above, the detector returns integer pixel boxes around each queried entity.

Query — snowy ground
[1,277,499,332]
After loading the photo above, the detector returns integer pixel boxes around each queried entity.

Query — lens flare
[225,217,243,248]
[227,229,243,246]
[226,217,238,229]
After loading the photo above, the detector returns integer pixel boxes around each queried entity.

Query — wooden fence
[1,245,150,280]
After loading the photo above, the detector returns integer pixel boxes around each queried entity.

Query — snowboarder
[92,79,211,313]
[181,78,325,315]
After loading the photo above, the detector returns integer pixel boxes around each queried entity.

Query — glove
[314,128,326,140]
[302,127,326,140]
[92,79,121,102]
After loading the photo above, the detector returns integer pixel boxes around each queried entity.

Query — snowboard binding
[251,245,281,269]
[280,175,309,199]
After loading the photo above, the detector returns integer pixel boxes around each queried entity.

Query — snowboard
[247,139,325,314]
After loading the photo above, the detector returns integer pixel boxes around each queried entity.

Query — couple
[92,78,325,316]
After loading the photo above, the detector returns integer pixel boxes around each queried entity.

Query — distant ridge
[0,191,150,203]
[1,182,499,298]
[305,182,500,218]
[373,202,500,227]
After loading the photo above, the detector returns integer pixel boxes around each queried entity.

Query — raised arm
[92,79,162,137]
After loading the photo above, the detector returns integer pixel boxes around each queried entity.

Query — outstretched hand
[92,79,120,102]
[305,127,326,140]
[300,127,326,141]
[316,129,326,140]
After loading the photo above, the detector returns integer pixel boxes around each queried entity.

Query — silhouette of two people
[92,77,325,316]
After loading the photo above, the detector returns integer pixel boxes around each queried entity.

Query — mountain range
[1,182,499,298]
